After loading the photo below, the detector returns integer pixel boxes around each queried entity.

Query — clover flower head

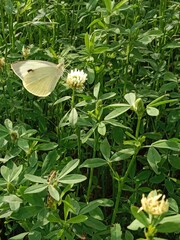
[66,69,87,89]
[139,190,169,216]
[0,57,5,69]
[22,46,30,58]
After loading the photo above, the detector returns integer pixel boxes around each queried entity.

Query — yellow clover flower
[139,190,169,216]
[0,57,5,70]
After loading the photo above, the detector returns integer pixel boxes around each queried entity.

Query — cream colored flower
[139,190,169,216]
[66,69,87,89]
[22,46,30,58]
[0,57,5,69]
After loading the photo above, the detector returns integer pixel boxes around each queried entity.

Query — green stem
[135,116,142,138]
[76,126,81,160]
[111,177,121,224]
[71,88,75,108]
[86,168,94,203]
[111,147,140,224]
[86,129,98,202]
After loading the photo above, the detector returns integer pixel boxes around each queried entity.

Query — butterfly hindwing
[23,66,59,97]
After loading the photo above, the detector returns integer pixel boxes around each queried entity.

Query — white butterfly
[11,60,64,97]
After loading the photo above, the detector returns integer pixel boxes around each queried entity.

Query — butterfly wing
[11,60,64,97]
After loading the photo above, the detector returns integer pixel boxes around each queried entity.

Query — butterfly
[11,60,64,97]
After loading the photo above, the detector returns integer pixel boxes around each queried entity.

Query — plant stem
[86,129,98,202]
[135,116,142,138]
[76,126,81,160]
[71,88,75,108]
[111,177,121,224]
[111,147,140,224]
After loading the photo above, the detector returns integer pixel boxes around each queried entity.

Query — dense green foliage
[0,0,180,239]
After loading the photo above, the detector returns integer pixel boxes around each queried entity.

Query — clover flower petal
[66,69,87,89]
[139,190,169,216]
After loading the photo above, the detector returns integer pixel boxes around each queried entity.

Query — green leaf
[85,216,107,230]
[104,106,130,120]
[41,150,60,175]
[94,46,110,54]
[0,124,9,138]
[148,99,177,108]
[111,223,122,240]
[147,147,161,174]
[36,142,58,151]
[99,92,116,100]
[0,211,12,219]
[127,219,145,231]
[10,164,23,182]
[80,201,101,215]
[96,198,114,207]
[54,96,71,105]
[124,93,136,105]
[87,67,95,84]
[59,174,87,184]
[151,139,180,152]
[163,41,180,49]
[12,206,42,220]
[24,184,47,194]
[100,138,110,160]
[168,155,180,169]
[104,0,112,12]
[69,108,78,127]
[67,214,88,224]
[113,0,128,11]
[90,206,104,220]
[81,125,97,144]
[104,119,129,129]
[157,214,180,233]
[124,230,134,240]
[93,82,100,99]
[58,159,79,179]
[17,138,29,152]
[2,195,22,204]
[98,122,106,136]
[9,232,29,240]
[110,148,134,162]
[85,32,90,51]
[1,164,23,182]
[160,82,177,92]
[80,199,113,215]
[28,231,41,240]
[24,174,47,183]
[4,118,13,130]
[79,158,107,168]
[130,206,149,227]
[48,185,60,201]
[146,107,159,116]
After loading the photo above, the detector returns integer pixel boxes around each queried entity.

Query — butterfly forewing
[11,60,64,97]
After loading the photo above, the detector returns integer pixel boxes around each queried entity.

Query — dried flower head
[0,57,5,70]
[66,69,87,89]
[139,190,169,216]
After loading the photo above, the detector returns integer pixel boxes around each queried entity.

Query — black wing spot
[27,69,34,73]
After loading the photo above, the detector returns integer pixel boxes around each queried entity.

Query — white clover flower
[66,69,87,89]
[139,190,169,216]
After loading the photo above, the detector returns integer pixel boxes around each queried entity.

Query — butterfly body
[11,60,64,97]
